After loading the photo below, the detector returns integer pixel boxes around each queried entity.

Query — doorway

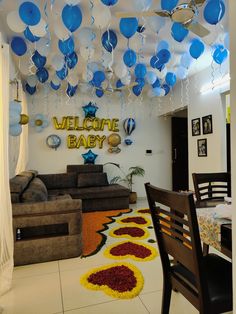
[171,110,189,191]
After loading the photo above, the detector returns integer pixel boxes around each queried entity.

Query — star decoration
[82,102,98,118]
[82,149,98,164]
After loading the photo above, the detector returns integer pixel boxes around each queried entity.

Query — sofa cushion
[77,173,108,188]
[48,184,130,200]
[67,164,103,173]
[21,177,48,203]
[38,173,77,190]
[10,172,35,193]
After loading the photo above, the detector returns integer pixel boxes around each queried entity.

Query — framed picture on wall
[191,118,201,136]
[202,115,213,134]
[197,139,207,157]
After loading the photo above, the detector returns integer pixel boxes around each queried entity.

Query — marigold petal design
[116,216,151,227]
[80,262,144,299]
[109,224,149,239]
[104,240,158,261]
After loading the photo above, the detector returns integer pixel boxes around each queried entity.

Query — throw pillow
[21,177,48,203]
[77,173,109,188]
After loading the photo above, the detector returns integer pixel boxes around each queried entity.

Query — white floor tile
[13,261,59,279]
[140,290,198,314]
[64,298,149,314]
[0,273,62,314]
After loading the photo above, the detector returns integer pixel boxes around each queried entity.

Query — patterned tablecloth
[197,207,231,251]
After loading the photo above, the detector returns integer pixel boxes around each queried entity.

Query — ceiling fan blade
[185,22,210,37]
[115,11,161,18]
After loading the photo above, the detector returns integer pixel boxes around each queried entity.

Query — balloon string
[210,59,215,90]
[180,79,184,109]
[89,0,95,26]
[185,76,190,108]
[50,0,55,12]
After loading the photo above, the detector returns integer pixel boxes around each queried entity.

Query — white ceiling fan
[116,0,210,38]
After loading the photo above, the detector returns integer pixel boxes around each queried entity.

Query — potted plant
[110,166,145,204]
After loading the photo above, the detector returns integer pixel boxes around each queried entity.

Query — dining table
[196,206,232,259]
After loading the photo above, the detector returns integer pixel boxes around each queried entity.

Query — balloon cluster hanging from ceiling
[6,0,228,99]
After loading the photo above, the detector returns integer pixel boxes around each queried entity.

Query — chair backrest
[192,172,231,203]
[145,183,209,309]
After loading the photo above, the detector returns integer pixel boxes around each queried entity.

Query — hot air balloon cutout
[123,118,135,146]
[107,133,121,154]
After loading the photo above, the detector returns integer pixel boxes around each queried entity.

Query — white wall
[158,61,229,189]
[27,91,172,197]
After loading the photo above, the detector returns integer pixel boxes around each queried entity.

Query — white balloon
[51,55,65,71]
[65,0,81,4]
[80,46,95,60]
[82,70,93,82]
[80,82,92,94]
[101,80,108,90]
[146,16,165,33]
[54,19,70,40]
[27,75,37,87]
[146,71,157,84]
[114,62,128,79]
[102,51,113,68]
[19,57,31,75]
[36,37,50,57]
[51,75,61,86]
[134,0,152,11]
[159,88,165,96]
[78,27,95,47]
[156,67,167,80]
[7,11,26,33]
[29,19,47,37]
[67,72,79,86]
[121,73,131,85]
[92,4,111,29]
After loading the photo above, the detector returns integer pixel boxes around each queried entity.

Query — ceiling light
[200,73,230,94]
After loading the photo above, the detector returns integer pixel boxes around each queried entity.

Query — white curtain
[0,40,14,296]
[15,82,28,174]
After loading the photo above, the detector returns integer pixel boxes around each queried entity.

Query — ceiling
[0,0,229,96]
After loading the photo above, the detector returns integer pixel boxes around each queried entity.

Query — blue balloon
[120,18,138,39]
[157,49,171,64]
[135,78,145,88]
[65,51,78,69]
[161,0,178,11]
[116,79,124,89]
[24,27,40,42]
[32,50,46,68]
[96,88,104,98]
[66,83,78,97]
[153,87,163,96]
[56,65,68,80]
[171,22,189,42]
[189,38,204,59]
[132,84,142,96]
[50,81,61,90]
[204,0,225,25]
[157,40,169,52]
[162,84,170,95]
[11,37,27,56]
[180,52,193,68]
[123,49,137,67]
[36,67,49,83]
[165,72,176,87]
[58,37,75,55]
[93,71,106,85]
[135,63,147,78]
[19,2,41,26]
[101,0,118,5]
[62,5,82,32]
[25,83,36,95]
[150,55,158,68]
[213,45,228,64]
[155,61,165,71]
[152,78,161,88]
[101,30,117,53]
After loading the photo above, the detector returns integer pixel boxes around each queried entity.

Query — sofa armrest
[12,198,82,217]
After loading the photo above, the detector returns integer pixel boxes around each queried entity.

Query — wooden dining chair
[145,183,232,314]
[192,172,231,208]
